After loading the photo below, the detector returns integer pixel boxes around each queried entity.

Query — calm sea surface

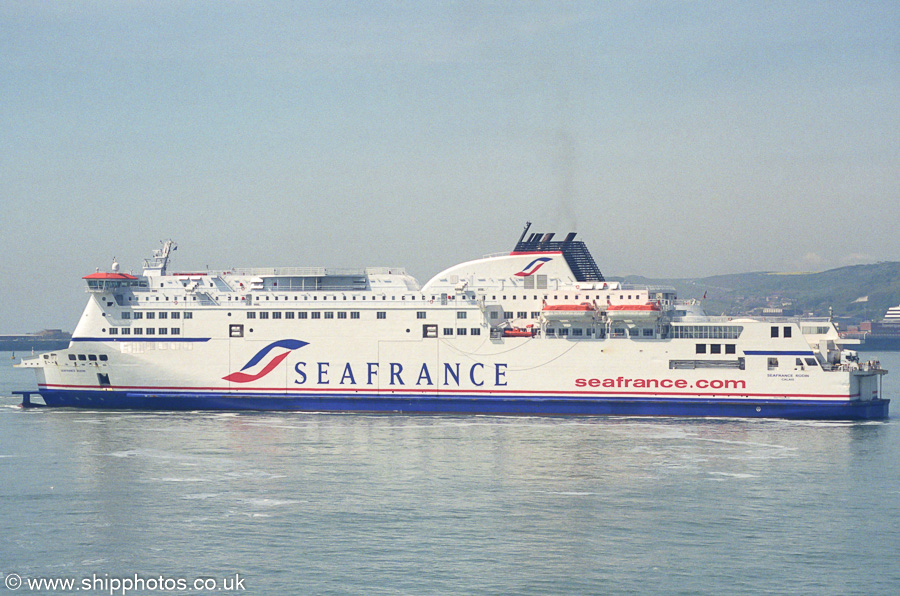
[2,351,899,595]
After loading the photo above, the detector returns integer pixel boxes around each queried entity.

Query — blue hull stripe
[743,350,816,356]
[27,389,890,420]
[70,337,211,343]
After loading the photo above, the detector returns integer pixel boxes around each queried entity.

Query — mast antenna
[518,221,532,244]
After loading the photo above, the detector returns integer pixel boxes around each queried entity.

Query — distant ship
[856,304,900,351]
[0,329,71,352]
[15,226,888,419]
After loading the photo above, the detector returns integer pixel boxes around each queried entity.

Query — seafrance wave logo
[223,339,308,383]
[514,257,552,277]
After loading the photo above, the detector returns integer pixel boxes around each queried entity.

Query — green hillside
[620,262,900,324]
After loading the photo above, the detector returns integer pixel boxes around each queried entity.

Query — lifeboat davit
[541,302,598,321]
[605,303,661,321]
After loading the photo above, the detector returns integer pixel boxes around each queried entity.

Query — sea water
[1,352,899,595]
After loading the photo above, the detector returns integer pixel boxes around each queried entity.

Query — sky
[1,1,898,333]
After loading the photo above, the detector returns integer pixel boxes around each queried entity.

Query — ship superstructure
[17,225,888,419]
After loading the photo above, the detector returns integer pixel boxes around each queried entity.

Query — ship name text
[293,361,509,387]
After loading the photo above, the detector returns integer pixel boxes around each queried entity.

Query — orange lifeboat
[503,328,536,337]
[605,303,661,321]
[541,302,598,321]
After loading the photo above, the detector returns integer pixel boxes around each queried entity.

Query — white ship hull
[17,230,889,419]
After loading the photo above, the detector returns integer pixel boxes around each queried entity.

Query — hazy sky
[2,1,898,332]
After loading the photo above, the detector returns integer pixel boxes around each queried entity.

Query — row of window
[767,356,819,370]
[671,325,744,339]
[122,311,193,320]
[610,328,656,338]
[771,326,793,338]
[490,311,542,320]
[67,353,109,362]
[442,327,482,336]
[125,291,651,304]
[419,312,468,319]
[695,343,738,354]
[225,291,645,302]
[246,311,367,320]
[249,310,474,320]
[107,328,182,335]
[802,326,831,335]
[547,328,592,337]
[767,357,819,370]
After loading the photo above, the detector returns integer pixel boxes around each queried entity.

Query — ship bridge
[83,272,147,292]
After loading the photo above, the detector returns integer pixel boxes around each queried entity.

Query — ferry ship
[854,303,900,352]
[16,224,888,419]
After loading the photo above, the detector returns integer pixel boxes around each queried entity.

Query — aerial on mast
[517,221,532,244]
[142,240,177,276]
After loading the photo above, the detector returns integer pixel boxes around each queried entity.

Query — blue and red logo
[223,339,308,383]
[514,257,552,277]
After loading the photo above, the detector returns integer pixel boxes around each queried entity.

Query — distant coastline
[0,329,71,352]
